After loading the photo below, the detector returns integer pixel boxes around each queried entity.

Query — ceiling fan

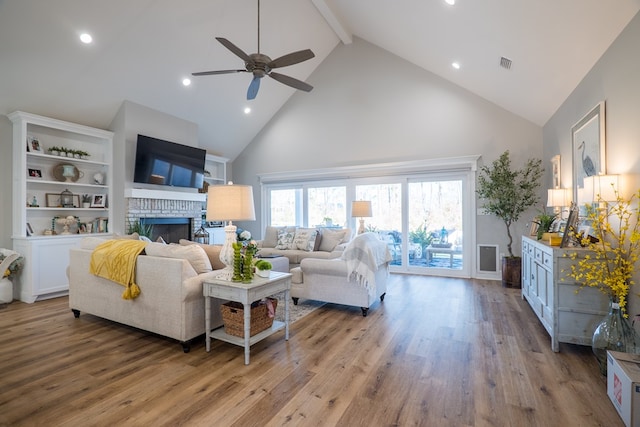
[192,0,315,100]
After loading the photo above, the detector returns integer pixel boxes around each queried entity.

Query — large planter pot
[502,256,522,288]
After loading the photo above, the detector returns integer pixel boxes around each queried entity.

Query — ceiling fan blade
[215,37,252,63]
[268,49,315,69]
[192,69,247,76]
[247,76,261,100]
[269,72,313,92]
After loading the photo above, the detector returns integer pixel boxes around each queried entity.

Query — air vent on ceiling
[500,56,512,70]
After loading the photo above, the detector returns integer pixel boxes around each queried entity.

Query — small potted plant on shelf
[255,259,272,278]
[81,194,92,208]
[534,208,558,241]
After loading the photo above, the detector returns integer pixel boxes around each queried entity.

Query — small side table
[204,271,291,365]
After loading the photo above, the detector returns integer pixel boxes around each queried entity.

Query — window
[259,157,477,277]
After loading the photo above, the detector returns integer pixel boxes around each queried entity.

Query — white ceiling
[1,0,638,160]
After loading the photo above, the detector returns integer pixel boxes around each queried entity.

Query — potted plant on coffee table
[477,150,544,287]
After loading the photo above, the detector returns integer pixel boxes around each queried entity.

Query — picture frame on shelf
[28,168,43,179]
[26,136,43,153]
[529,221,539,237]
[90,194,106,208]
[560,205,580,248]
[26,223,34,236]
[46,193,80,208]
[572,102,605,203]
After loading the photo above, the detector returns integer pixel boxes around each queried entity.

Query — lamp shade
[591,174,619,202]
[206,183,256,222]
[351,200,372,218]
[547,188,571,207]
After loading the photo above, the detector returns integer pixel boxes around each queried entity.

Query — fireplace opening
[140,217,192,243]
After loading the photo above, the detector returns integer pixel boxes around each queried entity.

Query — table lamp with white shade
[207,182,256,280]
[547,188,571,217]
[351,200,372,234]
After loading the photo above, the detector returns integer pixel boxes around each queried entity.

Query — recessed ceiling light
[244,107,251,114]
[79,33,93,44]
[182,78,191,86]
[445,0,455,5]
[452,62,461,69]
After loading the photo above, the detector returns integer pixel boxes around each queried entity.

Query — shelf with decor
[202,153,228,186]
[9,110,114,302]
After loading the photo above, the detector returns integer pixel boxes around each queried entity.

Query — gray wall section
[543,12,640,314]
[232,37,543,259]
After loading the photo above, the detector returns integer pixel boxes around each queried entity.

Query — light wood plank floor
[0,275,621,426]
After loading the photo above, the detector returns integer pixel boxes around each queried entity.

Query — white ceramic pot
[0,277,13,303]
[256,269,271,278]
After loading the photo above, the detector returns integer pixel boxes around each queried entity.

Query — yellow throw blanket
[89,240,148,300]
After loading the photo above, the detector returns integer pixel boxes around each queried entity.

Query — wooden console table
[204,272,291,365]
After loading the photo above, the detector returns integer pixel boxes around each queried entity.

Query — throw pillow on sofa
[275,229,296,250]
[293,227,318,251]
[179,239,225,270]
[144,242,212,274]
[263,226,296,248]
[318,228,347,252]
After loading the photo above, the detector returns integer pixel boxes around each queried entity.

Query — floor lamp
[207,182,256,280]
[351,200,372,234]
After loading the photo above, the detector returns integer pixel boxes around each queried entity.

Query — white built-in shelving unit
[9,111,113,302]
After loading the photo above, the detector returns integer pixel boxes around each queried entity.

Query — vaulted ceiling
[1,0,638,160]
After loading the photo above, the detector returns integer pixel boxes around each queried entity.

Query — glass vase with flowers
[567,187,640,375]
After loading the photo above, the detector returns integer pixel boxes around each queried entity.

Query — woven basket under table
[220,298,278,338]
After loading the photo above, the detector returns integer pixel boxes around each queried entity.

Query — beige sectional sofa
[68,237,226,352]
[256,226,352,268]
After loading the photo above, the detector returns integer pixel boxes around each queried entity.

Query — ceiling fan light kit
[192,0,315,100]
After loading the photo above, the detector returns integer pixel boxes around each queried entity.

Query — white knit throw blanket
[341,232,392,296]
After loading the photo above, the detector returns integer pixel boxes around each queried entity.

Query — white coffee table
[204,271,291,365]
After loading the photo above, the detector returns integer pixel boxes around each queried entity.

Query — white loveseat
[290,232,391,316]
[68,238,225,352]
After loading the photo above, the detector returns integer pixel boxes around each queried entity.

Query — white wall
[108,100,200,233]
[543,12,640,315]
[232,37,543,261]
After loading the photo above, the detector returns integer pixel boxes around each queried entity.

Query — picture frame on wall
[572,102,606,203]
[550,155,561,189]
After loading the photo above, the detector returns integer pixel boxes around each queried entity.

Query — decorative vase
[242,248,255,283]
[232,243,243,282]
[0,277,13,303]
[592,297,639,375]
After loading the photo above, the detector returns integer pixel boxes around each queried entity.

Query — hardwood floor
[0,275,621,426]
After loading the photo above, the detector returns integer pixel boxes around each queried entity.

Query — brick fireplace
[125,196,204,243]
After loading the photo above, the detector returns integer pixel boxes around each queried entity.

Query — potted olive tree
[477,150,543,287]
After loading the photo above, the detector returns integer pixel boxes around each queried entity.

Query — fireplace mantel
[125,188,206,202]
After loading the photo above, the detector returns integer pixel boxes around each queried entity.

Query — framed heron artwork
[571,101,605,204]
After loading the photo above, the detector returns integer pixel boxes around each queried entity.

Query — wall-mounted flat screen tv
[134,134,206,189]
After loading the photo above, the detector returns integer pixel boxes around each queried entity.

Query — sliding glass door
[261,159,475,278]
[407,178,465,274]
